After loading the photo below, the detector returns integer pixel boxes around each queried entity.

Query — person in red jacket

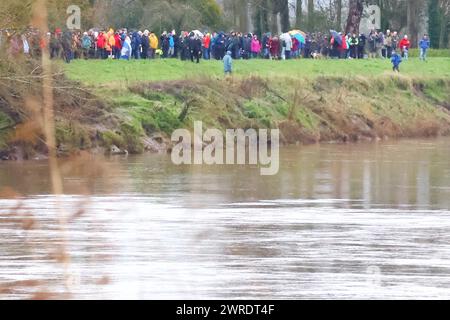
[114,32,122,59]
[339,33,347,59]
[292,37,300,58]
[202,33,211,60]
[97,32,106,59]
[398,35,410,59]
[269,36,280,60]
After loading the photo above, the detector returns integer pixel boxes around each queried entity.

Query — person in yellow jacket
[105,28,115,58]
[149,32,159,59]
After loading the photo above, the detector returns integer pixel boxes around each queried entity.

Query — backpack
[82,36,91,49]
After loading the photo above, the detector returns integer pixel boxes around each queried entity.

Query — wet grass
[64,57,450,87]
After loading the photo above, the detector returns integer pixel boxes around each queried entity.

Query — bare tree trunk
[296,0,303,28]
[256,0,270,35]
[307,0,314,30]
[336,0,342,31]
[439,15,448,48]
[438,0,450,48]
[239,1,249,33]
[407,0,419,47]
[280,0,290,32]
[262,0,270,32]
[345,0,364,34]
[270,9,279,34]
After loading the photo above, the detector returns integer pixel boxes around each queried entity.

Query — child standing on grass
[223,50,233,76]
[391,50,402,73]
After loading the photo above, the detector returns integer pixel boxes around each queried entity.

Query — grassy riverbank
[1,57,450,159]
[65,57,450,86]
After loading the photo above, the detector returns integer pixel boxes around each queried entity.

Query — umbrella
[293,33,305,44]
[289,29,306,37]
[289,30,306,43]
[330,30,342,46]
[191,30,204,38]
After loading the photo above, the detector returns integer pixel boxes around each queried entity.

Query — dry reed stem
[31,0,71,294]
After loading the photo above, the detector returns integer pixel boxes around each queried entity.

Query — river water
[1,138,449,299]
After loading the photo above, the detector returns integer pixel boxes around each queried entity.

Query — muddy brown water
[0,138,449,299]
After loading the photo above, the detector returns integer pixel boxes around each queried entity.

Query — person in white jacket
[120,36,132,60]
[280,33,292,60]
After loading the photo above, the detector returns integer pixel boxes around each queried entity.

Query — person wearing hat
[141,30,150,59]
[189,32,202,63]
[223,50,233,75]
[131,31,141,59]
[391,50,402,73]
[104,29,115,59]
[120,35,132,60]
[384,29,393,58]
[149,32,159,59]
[399,35,410,60]
[81,31,92,59]
[160,31,169,58]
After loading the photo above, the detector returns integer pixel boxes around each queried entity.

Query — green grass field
[64,57,450,87]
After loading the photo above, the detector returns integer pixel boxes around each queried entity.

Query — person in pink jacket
[251,35,261,59]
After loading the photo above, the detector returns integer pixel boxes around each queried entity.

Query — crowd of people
[1,27,431,64]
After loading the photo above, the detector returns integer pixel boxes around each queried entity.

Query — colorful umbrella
[289,30,306,43]
[289,29,306,37]
[293,33,305,44]
[330,30,342,46]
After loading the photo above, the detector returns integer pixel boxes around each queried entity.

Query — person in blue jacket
[168,33,175,57]
[391,50,402,72]
[419,34,430,61]
[223,50,233,75]
[131,31,141,59]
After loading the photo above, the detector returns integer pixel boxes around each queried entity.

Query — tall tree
[407,0,419,47]
[439,0,450,48]
[345,0,364,34]
[239,1,250,32]
[279,0,291,32]
[307,0,314,30]
[336,0,342,30]
[429,0,441,48]
[253,0,270,36]
[295,0,303,28]
[270,0,279,34]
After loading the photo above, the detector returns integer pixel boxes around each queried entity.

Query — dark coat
[131,32,141,50]
[189,37,202,52]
